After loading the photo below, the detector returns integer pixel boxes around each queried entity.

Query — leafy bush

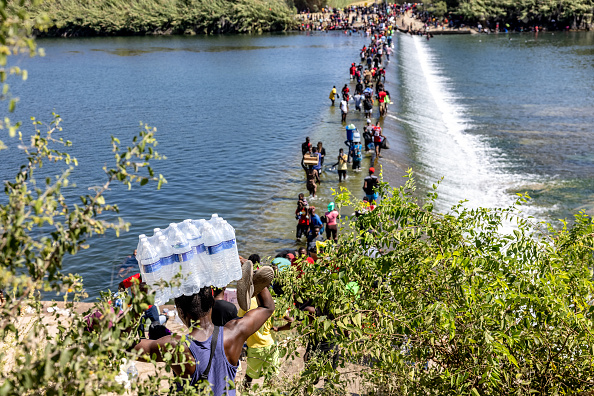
[3,2,594,395]
[453,0,593,28]
[24,0,298,36]
[270,171,594,395]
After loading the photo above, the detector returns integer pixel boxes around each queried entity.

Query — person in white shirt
[353,93,363,111]
[340,98,349,123]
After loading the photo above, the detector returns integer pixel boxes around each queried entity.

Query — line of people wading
[298,22,393,246]
[100,7,398,396]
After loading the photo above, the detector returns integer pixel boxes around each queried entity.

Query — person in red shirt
[295,201,310,240]
[378,90,387,116]
[341,84,350,99]
[118,273,168,338]
[291,246,315,278]
[373,123,384,157]
[349,63,356,80]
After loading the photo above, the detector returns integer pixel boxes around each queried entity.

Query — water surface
[2,31,592,298]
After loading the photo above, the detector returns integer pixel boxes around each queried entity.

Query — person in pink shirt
[324,202,340,242]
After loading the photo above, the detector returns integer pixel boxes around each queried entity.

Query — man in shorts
[378,89,387,116]
[340,97,349,123]
[363,96,373,119]
[333,148,348,182]
[301,158,320,198]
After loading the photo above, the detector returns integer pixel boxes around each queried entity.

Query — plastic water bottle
[216,218,242,282]
[178,220,204,293]
[191,219,213,288]
[209,213,220,227]
[126,361,138,382]
[155,235,175,302]
[139,240,161,286]
[202,222,228,287]
[136,234,147,259]
[167,223,195,297]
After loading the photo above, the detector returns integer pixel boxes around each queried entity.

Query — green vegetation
[3,2,594,395]
[268,172,594,394]
[429,1,448,18]
[288,0,353,13]
[26,0,297,36]
[443,0,593,29]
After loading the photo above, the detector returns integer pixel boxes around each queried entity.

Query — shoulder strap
[199,326,219,381]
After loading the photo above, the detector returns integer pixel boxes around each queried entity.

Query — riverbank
[28,0,297,37]
[0,300,367,394]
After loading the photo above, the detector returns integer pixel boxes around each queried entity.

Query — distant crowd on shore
[296,2,580,34]
[296,3,398,32]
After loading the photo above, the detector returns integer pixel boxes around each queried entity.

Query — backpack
[354,145,362,161]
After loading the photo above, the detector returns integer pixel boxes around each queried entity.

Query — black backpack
[364,176,378,194]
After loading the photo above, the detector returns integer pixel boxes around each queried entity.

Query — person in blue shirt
[309,206,324,236]
[350,140,363,171]
[311,147,322,172]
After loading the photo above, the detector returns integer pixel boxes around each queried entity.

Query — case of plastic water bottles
[136,214,242,304]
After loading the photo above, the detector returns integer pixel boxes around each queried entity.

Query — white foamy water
[394,35,518,212]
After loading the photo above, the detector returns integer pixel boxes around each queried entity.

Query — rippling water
[394,32,594,217]
[2,31,592,299]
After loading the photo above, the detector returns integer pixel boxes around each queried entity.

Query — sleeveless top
[182,327,238,395]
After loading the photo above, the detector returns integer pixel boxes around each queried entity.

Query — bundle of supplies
[136,214,241,305]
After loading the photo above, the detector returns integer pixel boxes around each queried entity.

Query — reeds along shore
[27,0,298,37]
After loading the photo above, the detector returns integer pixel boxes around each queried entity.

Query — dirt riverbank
[1,301,368,395]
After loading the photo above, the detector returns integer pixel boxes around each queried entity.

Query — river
[2,31,592,299]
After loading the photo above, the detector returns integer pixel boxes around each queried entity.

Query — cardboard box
[224,288,238,304]
[303,154,319,165]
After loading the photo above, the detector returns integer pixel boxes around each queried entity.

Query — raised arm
[223,288,274,364]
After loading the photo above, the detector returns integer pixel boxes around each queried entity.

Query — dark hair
[174,287,214,321]
[212,287,225,297]
[248,254,261,264]
[149,323,172,340]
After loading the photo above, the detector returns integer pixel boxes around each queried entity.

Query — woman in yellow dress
[329,85,337,106]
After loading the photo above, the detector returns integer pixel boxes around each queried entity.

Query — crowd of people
[296,19,394,256]
[296,3,399,32]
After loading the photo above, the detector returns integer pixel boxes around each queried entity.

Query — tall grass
[26,0,298,36]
